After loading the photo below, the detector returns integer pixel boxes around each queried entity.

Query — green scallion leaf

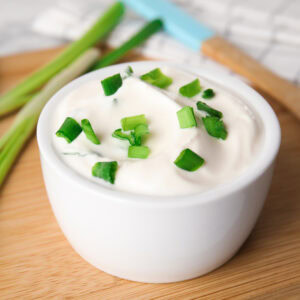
[56,117,82,143]
[121,114,147,131]
[92,161,118,184]
[196,101,223,118]
[174,148,205,172]
[112,128,136,146]
[128,145,150,159]
[81,119,100,145]
[202,88,215,99]
[91,19,163,70]
[202,116,227,140]
[177,106,197,128]
[140,68,172,89]
[179,79,201,98]
[101,73,122,96]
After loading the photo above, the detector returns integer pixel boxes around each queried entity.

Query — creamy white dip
[52,66,263,196]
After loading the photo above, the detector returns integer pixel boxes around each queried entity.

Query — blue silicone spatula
[122,0,300,120]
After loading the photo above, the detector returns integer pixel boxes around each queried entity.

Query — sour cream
[52,66,263,196]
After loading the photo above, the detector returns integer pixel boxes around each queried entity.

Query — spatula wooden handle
[202,36,300,120]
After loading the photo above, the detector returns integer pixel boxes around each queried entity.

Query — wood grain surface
[0,47,300,299]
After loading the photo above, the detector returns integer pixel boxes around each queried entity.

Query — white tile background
[1,0,300,85]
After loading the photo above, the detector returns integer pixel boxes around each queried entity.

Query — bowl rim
[37,61,281,207]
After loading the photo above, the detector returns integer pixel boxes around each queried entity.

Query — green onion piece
[133,124,149,146]
[202,88,215,99]
[122,66,134,80]
[121,114,147,131]
[202,116,227,140]
[91,19,163,70]
[196,101,223,118]
[125,66,134,76]
[0,2,124,116]
[101,73,122,96]
[112,124,149,146]
[140,68,173,89]
[128,146,150,159]
[179,79,201,98]
[174,148,204,172]
[56,117,82,143]
[92,161,118,184]
[81,119,100,145]
[112,128,136,146]
[177,106,197,128]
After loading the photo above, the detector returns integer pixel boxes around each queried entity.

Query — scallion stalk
[91,19,163,70]
[0,2,124,116]
[0,93,37,115]
[0,48,100,186]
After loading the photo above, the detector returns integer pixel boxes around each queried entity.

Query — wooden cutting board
[0,47,300,299]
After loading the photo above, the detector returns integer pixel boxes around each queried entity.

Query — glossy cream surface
[52,66,263,196]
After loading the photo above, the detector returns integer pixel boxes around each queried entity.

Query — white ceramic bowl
[37,61,281,283]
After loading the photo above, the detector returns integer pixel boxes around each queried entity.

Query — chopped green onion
[174,148,205,172]
[202,116,227,140]
[101,73,122,96]
[128,146,150,159]
[179,79,201,98]
[125,66,134,76]
[177,106,197,128]
[0,2,124,116]
[56,117,82,143]
[140,68,173,89]
[202,88,215,99]
[112,128,136,146]
[133,124,149,146]
[81,119,100,145]
[92,161,118,184]
[122,66,134,80]
[112,123,149,146]
[196,101,223,118]
[91,19,163,70]
[121,114,147,131]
